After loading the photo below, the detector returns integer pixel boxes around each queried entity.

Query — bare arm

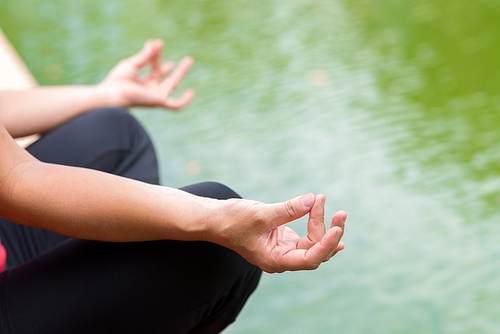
[0,39,194,138]
[0,86,110,138]
[0,123,214,241]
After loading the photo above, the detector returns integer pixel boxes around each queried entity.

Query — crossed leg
[0,108,261,334]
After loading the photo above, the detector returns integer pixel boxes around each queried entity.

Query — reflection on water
[2,0,500,332]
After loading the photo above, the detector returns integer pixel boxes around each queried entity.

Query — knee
[67,108,144,145]
[88,107,154,154]
[180,182,242,200]
[89,108,142,133]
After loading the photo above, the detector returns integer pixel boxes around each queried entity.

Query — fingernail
[332,227,342,239]
[300,193,314,208]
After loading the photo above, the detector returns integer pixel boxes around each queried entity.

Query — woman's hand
[98,39,195,110]
[0,39,194,138]
[212,193,346,273]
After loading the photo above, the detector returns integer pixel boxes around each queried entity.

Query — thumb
[269,193,315,228]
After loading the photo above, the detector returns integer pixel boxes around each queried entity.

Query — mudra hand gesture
[99,39,195,110]
[214,193,346,273]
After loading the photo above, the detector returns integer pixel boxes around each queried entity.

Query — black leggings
[0,108,261,334]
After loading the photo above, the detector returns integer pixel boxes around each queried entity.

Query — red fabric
[0,237,6,272]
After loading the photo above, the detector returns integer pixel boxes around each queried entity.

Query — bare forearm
[0,86,112,138]
[0,159,217,242]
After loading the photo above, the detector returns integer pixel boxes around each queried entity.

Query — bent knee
[180,182,242,200]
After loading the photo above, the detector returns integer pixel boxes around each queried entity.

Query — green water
[2,0,500,332]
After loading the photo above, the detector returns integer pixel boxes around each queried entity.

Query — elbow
[0,159,41,220]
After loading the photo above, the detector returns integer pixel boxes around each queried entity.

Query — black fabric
[0,108,261,333]
[26,107,159,185]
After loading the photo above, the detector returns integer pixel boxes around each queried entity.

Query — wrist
[67,85,121,112]
[201,198,249,251]
[94,82,129,109]
[156,188,222,243]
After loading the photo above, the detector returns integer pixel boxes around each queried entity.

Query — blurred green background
[2,0,500,332]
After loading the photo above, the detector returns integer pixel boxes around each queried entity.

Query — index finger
[159,56,194,96]
[145,39,164,82]
[307,194,326,242]
[126,40,155,69]
[296,194,326,249]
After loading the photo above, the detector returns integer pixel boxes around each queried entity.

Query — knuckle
[284,201,299,218]
[253,209,269,225]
